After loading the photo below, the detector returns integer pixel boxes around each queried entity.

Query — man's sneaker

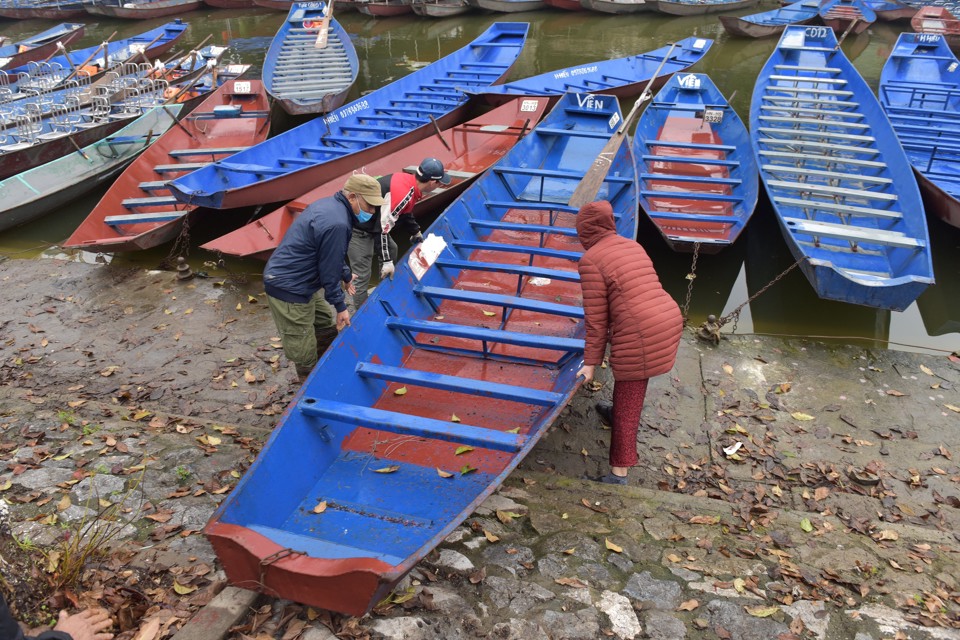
[596,401,613,426]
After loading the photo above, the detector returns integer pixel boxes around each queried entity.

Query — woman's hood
[575,200,617,250]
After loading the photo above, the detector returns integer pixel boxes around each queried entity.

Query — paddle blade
[315,0,334,49]
[568,129,629,210]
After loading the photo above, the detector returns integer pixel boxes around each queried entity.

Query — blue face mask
[356,209,373,224]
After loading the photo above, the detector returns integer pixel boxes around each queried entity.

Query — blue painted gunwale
[262,1,359,116]
[470,36,712,105]
[203,91,638,616]
[750,25,933,311]
[633,72,758,253]
[879,32,960,230]
[168,22,529,210]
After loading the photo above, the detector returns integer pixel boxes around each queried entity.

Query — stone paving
[0,258,957,640]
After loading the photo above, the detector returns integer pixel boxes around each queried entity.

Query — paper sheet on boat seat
[408,233,446,280]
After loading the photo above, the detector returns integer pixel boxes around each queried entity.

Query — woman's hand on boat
[577,364,595,383]
[336,310,351,331]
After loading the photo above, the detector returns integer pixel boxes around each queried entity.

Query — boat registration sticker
[608,112,621,130]
[232,81,252,94]
[520,99,540,112]
[702,109,724,123]
[409,233,447,280]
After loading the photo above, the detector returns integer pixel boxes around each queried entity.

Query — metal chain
[718,255,807,330]
[680,242,700,324]
[160,215,191,271]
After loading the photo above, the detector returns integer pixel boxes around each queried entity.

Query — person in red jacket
[574,200,683,484]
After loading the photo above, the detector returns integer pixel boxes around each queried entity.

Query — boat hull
[0,5,85,18]
[410,0,472,16]
[169,22,529,210]
[356,0,414,14]
[84,0,202,18]
[751,25,933,310]
[204,91,637,616]
[718,0,819,38]
[471,0,546,11]
[0,23,85,72]
[579,0,651,12]
[201,96,552,259]
[657,0,758,15]
[819,0,876,33]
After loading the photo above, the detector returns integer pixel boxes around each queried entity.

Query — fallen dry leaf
[605,538,622,553]
[678,599,699,611]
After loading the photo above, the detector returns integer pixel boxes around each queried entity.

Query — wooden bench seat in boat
[385,315,584,352]
[105,210,185,226]
[773,196,902,219]
[783,218,923,248]
[767,179,898,201]
[413,284,584,318]
[434,257,581,282]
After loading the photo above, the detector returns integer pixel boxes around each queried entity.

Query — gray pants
[348,229,397,311]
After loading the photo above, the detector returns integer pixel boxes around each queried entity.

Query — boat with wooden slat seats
[866,0,915,20]
[62,79,270,253]
[201,96,551,260]
[656,0,758,16]
[263,2,358,115]
[355,0,413,14]
[879,32,960,230]
[168,22,529,210]
[83,0,202,19]
[0,0,86,19]
[818,0,875,34]
[0,105,182,233]
[471,37,712,107]
[633,72,757,253]
[579,0,652,13]
[203,90,637,617]
[719,0,819,38]
[0,23,85,72]
[750,25,934,310]
[410,0,472,16]
[470,0,546,12]
[911,6,960,51]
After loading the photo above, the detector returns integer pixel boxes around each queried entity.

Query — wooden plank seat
[640,190,742,202]
[484,200,580,214]
[759,115,870,129]
[414,284,584,318]
[757,127,876,143]
[757,138,881,155]
[646,210,736,224]
[356,362,564,407]
[469,219,579,236]
[272,76,355,88]
[434,256,581,282]
[762,164,892,184]
[338,123,410,135]
[641,139,737,152]
[773,196,903,219]
[774,64,843,73]
[760,104,865,119]
[154,162,211,173]
[122,195,181,208]
[402,165,476,180]
[646,103,734,112]
[373,105,448,116]
[215,162,286,175]
[280,157,316,166]
[138,180,168,191]
[385,316,585,352]
[299,397,525,452]
[767,179,897,201]
[190,111,270,120]
[758,149,886,168]
[642,154,740,167]
[762,96,860,109]
[105,210,185,226]
[883,104,960,120]
[640,173,741,186]
[764,85,855,97]
[300,145,356,155]
[446,70,503,78]
[450,239,583,261]
[168,146,249,157]
[782,217,924,248]
[493,165,633,183]
[534,127,612,139]
[768,74,848,85]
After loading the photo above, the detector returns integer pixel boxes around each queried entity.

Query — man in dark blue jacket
[264,174,385,381]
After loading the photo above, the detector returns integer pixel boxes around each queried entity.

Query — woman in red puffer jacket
[575,200,683,484]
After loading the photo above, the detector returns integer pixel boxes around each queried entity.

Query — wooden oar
[60,32,117,84]
[568,42,678,210]
[315,0,335,49]
[834,17,860,50]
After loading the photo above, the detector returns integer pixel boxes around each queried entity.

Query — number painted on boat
[916,33,943,44]
[804,26,830,39]
[608,111,621,130]
[232,81,252,94]
[554,65,598,80]
[575,94,605,110]
[520,99,541,112]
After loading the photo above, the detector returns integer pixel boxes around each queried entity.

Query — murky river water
[0,7,957,354]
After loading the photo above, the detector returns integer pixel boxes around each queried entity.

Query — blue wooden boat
[819,0,875,34]
[656,0,758,15]
[263,2,358,115]
[633,72,757,253]
[719,0,819,38]
[750,26,933,310]
[204,91,637,616]
[471,37,713,106]
[168,22,528,210]
[879,32,960,230]
[866,0,915,20]
[0,23,85,72]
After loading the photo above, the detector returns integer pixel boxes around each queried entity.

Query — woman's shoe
[598,472,628,485]
[596,401,613,425]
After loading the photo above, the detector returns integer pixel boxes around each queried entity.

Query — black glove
[410,232,424,244]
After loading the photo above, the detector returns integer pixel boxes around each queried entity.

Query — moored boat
[579,0,651,13]
[633,72,758,253]
[819,0,876,34]
[410,0,472,16]
[866,0,915,20]
[656,0,759,15]
[0,105,181,233]
[203,90,638,616]
[470,0,546,11]
[0,23,85,72]
[543,0,582,9]
[62,78,270,253]
[719,0,819,38]
[471,36,713,106]
[911,6,960,51]
[167,22,529,210]
[263,2,359,116]
[750,25,934,310]
[0,0,86,19]
[201,95,552,259]
[355,0,413,14]
[879,32,960,229]
[83,0,202,19]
